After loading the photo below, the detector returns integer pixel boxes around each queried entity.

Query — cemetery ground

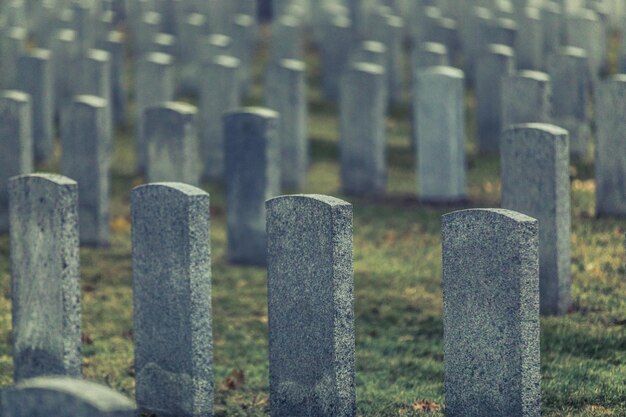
[1,39,626,417]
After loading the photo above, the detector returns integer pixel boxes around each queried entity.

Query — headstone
[501,70,551,129]
[50,29,79,121]
[144,102,199,186]
[463,6,492,83]
[542,1,564,59]
[60,96,111,247]
[595,75,626,217]
[199,55,240,181]
[515,7,543,70]
[411,41,448,71]
[442,208,540,417]
[76,49,112,135]
[267,194,355,417]
[132,183,212,417]
[415,66,466,202]
[230,14,256,94]
[370,10,404,103]
[0,27,27,89]
[269,14,302,62]
[151,32,178,58]
[71,1,95,53]
[486,17,517,49]
[96,31,127,126]
[265,59,308,190]
[224,108,280,265]
[1,376,135,416]
[339,62,386,196]
[135,52,175,173]
[0,91,32,233]
[16,49,54,163]
[547,46,590,157]
[9,174,81,381]
[178,13,206,95]
[351,40,386,67]
[136,12,162,54]
[476,44,515,153]
[319,15,352,100]
[565,8,606,80]
[501,123,571,315]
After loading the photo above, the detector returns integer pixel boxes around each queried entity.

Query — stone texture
[60,95,111,247]
[442,208,540,417]
[9,174,81,381]
[501,70,551,130]
[132,183,212,417]
[476,44,515,153]
[265,58,308,190]
[224,108,280,265]
[415,66,466,202]
[501,124,571,315]
[199,55,240,180]
[594,75,626,217]
[144,102,199,186]
[266,194,354,417]
[0,91,32,233]
[1,376,135,416]
[339,62,386,195]
[547,47,591,157]
[16,49,54,163]
[135,52,175,173]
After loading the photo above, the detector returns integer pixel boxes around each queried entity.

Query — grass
[1,27,626,417]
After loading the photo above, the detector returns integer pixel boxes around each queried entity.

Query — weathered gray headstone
[50,29,79,121]
[476,44,515,153]
[269,14,303,62]
[71,0,95,53]
[501,70,551,129]
[595,75,626,217]
[1,376,136,416]
[515,7,542,70]
[9,174,81,381]
[542,1,564,59]
[266,58,308,190]
[76,49,112,135]
[60,95,111,247]
[339,62,386,196]
[136,12,162,54]
[224,108,280,265]
[411,41,448,71]
[16,49,54,163]
[135,52,175,173]
[442,208,540,417]
[501,124,571,315]
[144,102,199,186]
[486,17,517,49]
[96,31,127,126]
[415,66,466,202]
[370,10,404,104]
[199,55,240,180]
[547,46,590,157]
[0,91,32,233]
[0,26,27,89]
[319,15,352,100]
[230,13,256,95]
[132,183,212,417]
[351,40,386,67]
[565,8,606,81]
[267,194,354,417]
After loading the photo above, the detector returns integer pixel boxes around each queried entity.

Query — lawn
[1,26,625,417]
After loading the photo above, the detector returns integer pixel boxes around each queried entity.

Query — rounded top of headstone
[361,40,386,53]
[328,15,351,29]
[516,70,549,82]
[142,11,162,24]
[266,194,351,209]
[144,51,173,65]
[10,173,77,187]
[224,107,279,122]
[213,54,241,68]
[28,48,51,60]
[472,6,492,19]
[443,208,537,226]
[55,28,76,41]
[350,62,385,75]
[187,12,206,25]
[558,46,587,58]
[8,26,27,39]
[279,58,305,72]
[424,5,443,18]
[277,14,300,27]
[419,66,464,79]
[150,101,197,115]
[486,43,514,56]
[74,95,107,108]
[386,15,404,28]
[11,376,136,411]
[505,123,568,137]
[154,32,176,45]
[438,17,456,29]
[86,48,110,62]
[609,74,626,83]
[234,14,254,26]
[207,33,232,47]
[572,8,599,21]
[2,90,30,103]
[421,42,447,54]
[524,7,541,19]
[494,17,517,30]
[133,182,208,197]
[542,1,562,13]
[107,30,125,43]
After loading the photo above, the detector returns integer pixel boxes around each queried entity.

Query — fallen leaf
[220,369,245,391]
